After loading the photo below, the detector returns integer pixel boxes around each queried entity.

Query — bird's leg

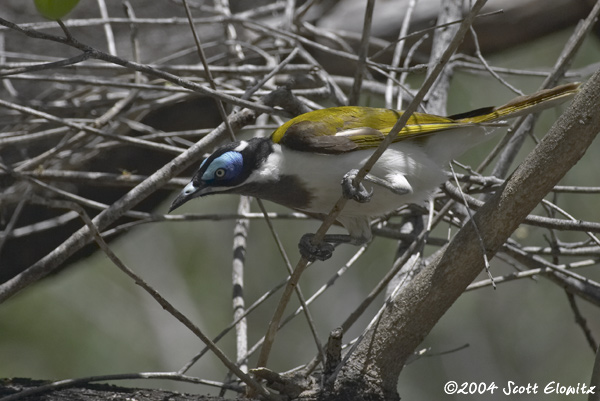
[341,169,373,203]
[298,233,352,262]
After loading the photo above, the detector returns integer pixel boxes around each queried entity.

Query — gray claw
[299,234,335,262]
[342,169,373,203]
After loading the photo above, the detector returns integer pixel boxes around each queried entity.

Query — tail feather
[452,82,580,124]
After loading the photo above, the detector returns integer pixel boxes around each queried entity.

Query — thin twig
[256,199,326,366]
[349,0,376,105]
[566,291,598,352]
[232,196,250,373]
[182,0,237,142]
[96,0,117,56]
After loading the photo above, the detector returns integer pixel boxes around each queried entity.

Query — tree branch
[335,65,600,398]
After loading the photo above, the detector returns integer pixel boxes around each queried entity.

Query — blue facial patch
[201,151,243,182]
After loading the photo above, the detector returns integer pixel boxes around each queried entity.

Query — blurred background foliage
[1,0,600,400]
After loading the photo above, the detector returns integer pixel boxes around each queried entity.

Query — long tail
[449,82,580,124]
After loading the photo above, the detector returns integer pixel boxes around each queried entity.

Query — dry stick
[0,30,17,96]
[0,188,30,256]
[468,25,523,96]
[214,0,244,60]
[295,46,348,106]
[397,33,430,109]
[370,9,503,61]
[466,261,598,291]
[255,0,489,369]
[232,196,251,373]
[566,291,598,352]
[0,52,91,77]
[255,199,326,365]
[219,195,252,398]
[0,11,286,34]
[449,163,494,288]
[349,0,376,105]
[177,276,289,375]
[385,0,418,109]
[182,0,237,142]
[0,59,315,75]
[300,21,356,55]
[453,172,600,194]
[541,199,600,246]
[238,246,371,379]
[519,246,600,257]
[425,0,462,116]
[501,244,600,309]
[123,1,141,75]
[96,0,117,56]
[8,174,150,222]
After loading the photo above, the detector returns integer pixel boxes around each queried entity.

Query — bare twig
[349,0,376,105]
[232,196,250,373]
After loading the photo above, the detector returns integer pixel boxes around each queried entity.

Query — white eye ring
[214,168,226,178]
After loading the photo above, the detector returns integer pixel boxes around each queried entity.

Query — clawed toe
[342,169,373,203]
[299,234,335,262]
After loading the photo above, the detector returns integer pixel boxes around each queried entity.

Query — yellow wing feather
[271,83,579,153]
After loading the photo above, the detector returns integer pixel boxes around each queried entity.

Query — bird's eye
[214,168,226,178]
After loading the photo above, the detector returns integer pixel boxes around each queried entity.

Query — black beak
[169,192,189,213]
[168,181,203,212]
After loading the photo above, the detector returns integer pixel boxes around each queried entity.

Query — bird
[169,83,579,261]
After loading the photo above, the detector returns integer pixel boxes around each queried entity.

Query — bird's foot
[299,234,335,262]
[298,233,354,261]
[342,169,373,203]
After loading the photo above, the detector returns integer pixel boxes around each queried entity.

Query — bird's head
[169,138,272,212]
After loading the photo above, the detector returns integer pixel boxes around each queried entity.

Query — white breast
[249,124,491,241]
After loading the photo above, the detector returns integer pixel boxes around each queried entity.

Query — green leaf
[34,0,80,20]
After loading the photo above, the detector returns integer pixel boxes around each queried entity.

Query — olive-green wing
[271,107,463,154]
[271,83,579,155]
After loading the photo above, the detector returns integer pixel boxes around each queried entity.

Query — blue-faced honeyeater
[169,83,579,261]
